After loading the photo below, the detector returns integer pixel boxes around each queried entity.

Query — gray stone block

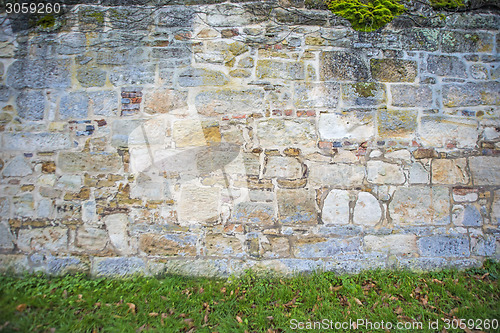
[427,55,466,78]
[57,33,86,55]
[77,67,107,87]
[391,85,433,107]
[442,31,493,53]
[7,59,71,89]
[89,90,118,116]
[93,257,145,276]
[16,90,45,120]
[294,237,361,258]
[157,6,195,27]
[0,86,10,101]
[3,133,71,151]
[320,51,369,81]
[60,92,89,120]
[443,82,499,107]
[109,64,155,86]
[418,235,470,257]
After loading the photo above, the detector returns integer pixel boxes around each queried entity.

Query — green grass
[0,261,499,332]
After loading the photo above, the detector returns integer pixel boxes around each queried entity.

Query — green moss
[352,82,377,97]
[36,15,55,29]
[324,0,405,31]
[86,11,105,24]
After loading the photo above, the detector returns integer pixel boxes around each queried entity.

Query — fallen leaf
[330,285,342,292]
[394,306,403,314]
[16,304,27,312]
[160,296,167,301]
[149,312,158,317]
[353,298,363,306]
[236,315,243,323]
[283,297,297,307]
[127,303,136,315]
[62,290,68,298]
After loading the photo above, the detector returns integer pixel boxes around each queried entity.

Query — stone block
[431,158,468,185]
[364,234,417,255]
[264,156,303,179]
[442,82,499,107]
[178,68,229,87]
[390,85,432,107]
[409,162,430,185]
[309,162,365,188]
[400,28,439,51]
[452,205,482,227]
[178,184,219,224]
[205,234,243,257]
[16,90,45,120]
[470,231,495,256]
[493,189,500,224]
[2,155,32,177]
[76,227,108,251]
[419,116,478,148]
[0,85,11,101]
[195,89,264,116]
[277,188,317,224]
[57,32,86,55]
[469,157,500,185]
[77,66,106,87]
[58,152,122,173]
[0,221,15,250]
[294,236,360,258]
[173,119,220,148]
[256,119,316,148]
[232,202,274,224]
[370,59,417,82]
[109,64,156,86]
[342,82,386,107]
[256,60,304,80]
[93,257,145,277]
[441,31,493,53]
[59,92,89,120]
[377,108,417,138]
[205,3,267,26]
[89,91,118,116]
[17,227,68,253]
[418,235,470,257]
[144,89,187,114]
[139,233,197,256]
[321,189,350,225]
[320,51,369,81]
[427,55,466,78]
[318,112,374,141]
[112,118,166,147]
[103,213,132,255]
[353,192,382,226]
[7,59,71,89]
[389,186,449,225]
[367,161,405,185]
[294,82,339,109]
[148,259,229,278]
[3,133,71,152]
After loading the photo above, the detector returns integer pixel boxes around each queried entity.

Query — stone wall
[0,0,499,277]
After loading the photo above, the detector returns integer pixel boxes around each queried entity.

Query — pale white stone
[332,150,360,163]
[318,113,374,141]
[103,214,133,255]
[178,184,220,224]
[353,192,381,226]
[364,234,417,255]
[419,116,478,148]
[369,150,383,158]
[367,160,405,185]
[17,227,68,252]
[409,162,430,184]
[322,189,350,225]
[56,175,82,191]
[309,162,364,187]
[36,174,57,186]
[264,156,302,179]
[385,150,411,162]
[2,156,32,177]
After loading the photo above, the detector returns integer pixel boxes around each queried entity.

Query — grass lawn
[0,261,499,332]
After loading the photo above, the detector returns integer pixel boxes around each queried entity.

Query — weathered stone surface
[353,192,381,226]
[431,158,468,185]
[367,161,405,185]
[294,82,339,109]
[93,257,145,277]
[443,82,499,107]
[59,92,89,120]
[77,66,106,87]
[390,85,432,107]
[142,89,187,114]
[256,60,304,80]
[76,227,108,251]
[320,51,369,81]
[318,112,374,141]
[322,189,350,225]
[364,234,417,255]
[418,235,470,257]
[0,85,11,101]
[140,233,197,256]
[441,31,493,53]
[173,119,220,148]
[16,90,45,120]
[205,234,243,257]
[103,214,132,255]
[178,68,229,87]
[427,55,466,78]
[277,188,317,224]
[401,28,439,51]
[89,91,118,116]
[377,108,417,138]
[469,157,500,185]
[419,116,478,148]
[390,186,449,225]
[470,231,495,256]
[0,221,15,250]
[109,64,156,86]
[3,133,71,151]
[112,118,166,147]
[2,155,32,177]
[232,202,274,224]
[409,162,430,185]
[309,163,365,188]
[148,259,229,278]
[294,237,360,258]
[342,83,385,107]
[257,119,316,148]
[57,32,86,55]
[58,152,122,173]
[195,89,263,116]
[493,190,500,224]
[7,59,71,89]
[178,184,219,224]
[370,59,417,82]
[264,156,302,179]
[17,227,68,253]
[452,205,482,227]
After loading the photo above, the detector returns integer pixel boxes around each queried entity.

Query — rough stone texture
[390,187,449,225]
[17,227,68,253]
[309,162,365,188]
[294,82,339,109]
[418,236,470,258]
[378,108,417,138]
[370,59,417,82]
[140,233,198,256]
[7,59,71,89]
[342,83,385,107]
[232,202,274,224]
[103,214,132,255]
[318,112,374,141]
[264,156,302,179]
[322,189,350,225]
[195,89,263,116]
[178,68,229,87]
[294,237,361,258]
[367,161,405,185]
[364,234,417,255]
[256,60,304,80]
[93,257,145,277]
[257,119,316,148]
[59,92,89,120]
[469,157,500,186]
[3,133,72,151]
[2,155,32,177]
[320,51,369,81]
[442,82,499,107]
[16,90,45,120]
[390,85,432,108]
[178,185,220,224]
[277,188,317,224]
[58,152,122,173]
[427,55,467,78]
[353,192,382,226]
[431,158,469,185]
[419,116,478,148]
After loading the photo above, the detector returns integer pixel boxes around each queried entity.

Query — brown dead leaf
[199,287,204,294]
[16,304,27,312]
[204,312,209,324]
[394,306,403,314]
[179,313,187,318]
[353,298,363,306]
[236,315,243,323]
[221,287,226,294]
[330,285,342,292]
[127,303,136,315]
[149,312,158,317]
[94,302,101,308]
[183,318,194,328]
[160,296,167,300]
[62,290,68,298]
[283,297,297,307]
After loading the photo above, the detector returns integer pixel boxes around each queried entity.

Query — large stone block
[377,108,417,138]
[321,189,350,225]
[139,233,197,256]
[264,156,303,179]
[195,89,264,116]
[400,28,440,51]
[57,32,86,55]
[112,118,166,147]
[109,64,156,86]
[367,161,405,185]
[342,83,386,107]
[232,202,274,224]
[452,205,482,227]
[320,51,369,81]
[2,155,32,177]
[442,82,499,107]
[58,152,122,173]
[89,91,118,116]
[257,119,316,148]
[77,66,106,88]
[93,257,145,277]
[7,59,71,89]
[318,112,374,141]
[390,85,432,107]
[173,119,220,148]
[370,59,417,82]
[389,186,449,225]
[17,227,68,253]
[148,259,229,278]
[59,92,89,120]
[364,234,417,255]
[353,192,382,226]
[75,227,108,252]
[0,221,15,250]
[277,188,317,225]
[3,133,71,151]
[418,235,470,257]
[431,158,469,185]
[144,89,187,114]
[309,162,365,188]
[178,184,220,224]
[16,90,45,120]
[256,60,304,80]
[469,156,500,186]
[103,214,132,255]
[441,31,493,53]
[419,116,478,148]
[294,82,339,109]
[178,68,229,87]
[294,236,360,258]
[205,234,243,257]
[427,55,466,78]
